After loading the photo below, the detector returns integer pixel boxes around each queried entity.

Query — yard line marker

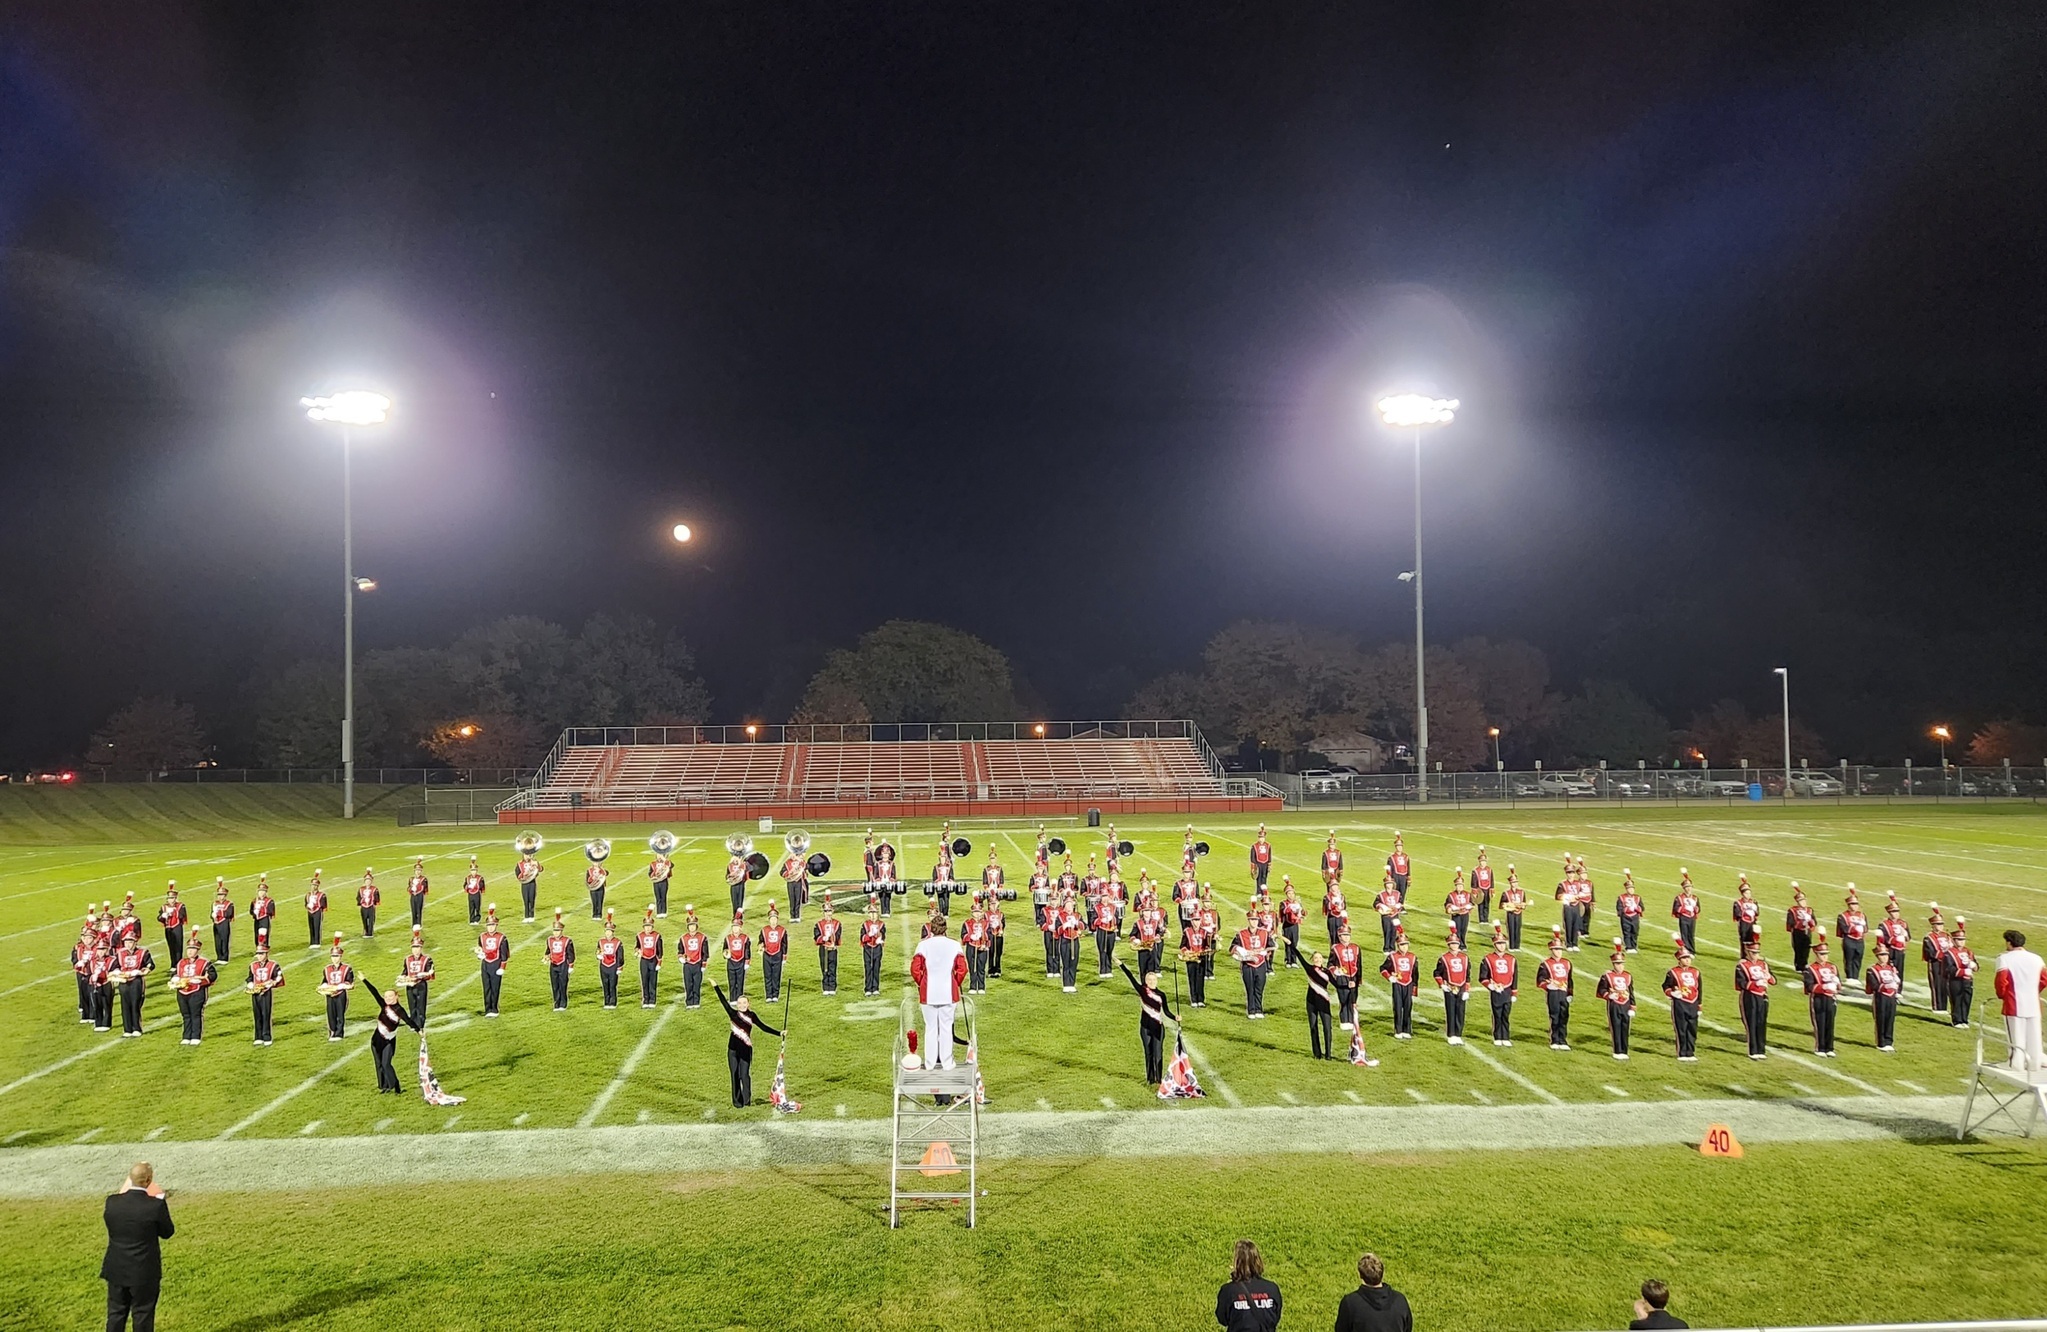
[636,1108,652,1124]
[1469,1090,1492,1104]
[578,991,686,1128]
[3,1130,29,1144]
[1035,1098,1053,1111]
[1405,1088,1429,1103]
[1662,1086,1695,1100]
[1278,1091,1300,1104]
[1343,1090,1363,1103]
[1099,1096,1117,1109]
[1175,1031,1242,1107]
[512,1113,530,1126]
[701,1108,716,1120]
[75,1127,102,1143]
[1897,1080,1929,1095]
[298,1120,322,1136]
[144,1125,169,1141]
[1458,1042,1566,1106]
[373,1119,394,1133]
[834,1105,848,1118]
[1603,1085,1630,1098]
[443,1115,462,1130]
[1787,1081,1820,1097]
[1726,1084,1754,1097]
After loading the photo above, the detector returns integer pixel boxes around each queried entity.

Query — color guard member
[320,937,355,1039]
[1301,952,1336,1060]
[713,985,780,1108]
[544,909,576,1010]
[171,939,217,1045]
[400,926,436,1025]
[476,906,509,1017]
[1537,937,1574,1050]
[814,894,842,995]
[1120,963,1179,1082]
[636,908,664,1008]
[1595,941,1634,1059]
[680,907,711,1008]
[1481,929,1518,1045]
[245,942,283,1045]
[1734,938,1775,1059]
[1433,926,1472,1045]
[1800,931,1841,1056]
[1662,938,1702,1061]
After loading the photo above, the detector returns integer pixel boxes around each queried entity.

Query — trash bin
[1746,783,1763,802]
[1086,807,1101,828]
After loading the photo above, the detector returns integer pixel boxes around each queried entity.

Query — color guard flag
[1159,1037,1204,1099]
[418,1034,465,1106]
[1348,1029,1380,1068]
[769,1048,802,1115]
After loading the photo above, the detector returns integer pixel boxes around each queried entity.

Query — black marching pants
[763,952,784,1002]
[1671,1000,1699,1057]
[1676,916,1695,952]
[1242,962,1266,1016]
[640,958,660,1006]
[176,990,206,1041]
[520,881,537,920]
[326,992,348,1037]
[1094,929,1116,976]
[119,980,146,1035]
[481,965,503,1015]
[105,1279,160,1332]
[1489,990,1513,1041]
[967,946,988,993]
[1308,1004,1333,1059]
[1809,995,1835,1053]
[1545,991,1570,1046]
[862,947,883,996]
[360,907,375,938]
[729,1045,753,1107]
[1389,983,1413,1035]
[1140,1021,1165,1084]
[1607,1001,1631,1054]
[1442,991,1467,1040]
[1060,938,1080,989]
[684,962,704,1008]
[1952,979,1975,1027]
[251,991,274,1043]
[726,960,747,999]
[1873,994,1898,1047]
[1506,914,1523,951]
[406,983,428,1026]
[467,894,482,924]
[305,913,321,948]
[550,963,570,1009]
[372,1034,400,1091]
[600,965,621,1007]
[818,948,838,994]
[412,895,426,927]
[1186,959,1207,1006]
[1620,915,1640,951]
[1739,992,1770,1055]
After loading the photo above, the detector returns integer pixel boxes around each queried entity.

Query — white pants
[2007,1015,2044,1078]
[921,1001,957,1069]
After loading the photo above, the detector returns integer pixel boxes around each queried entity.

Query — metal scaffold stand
[889,995,979,1227]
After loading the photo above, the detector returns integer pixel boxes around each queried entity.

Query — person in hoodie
[1332,1252,1413,1332]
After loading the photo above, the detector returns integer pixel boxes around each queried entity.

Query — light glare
[1376,393,1458,428]
[672,523,693,543]
[302,390,392,426]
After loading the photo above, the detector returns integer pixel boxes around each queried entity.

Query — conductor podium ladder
[1959,1026,2047,1139]
[889,993,979,1228]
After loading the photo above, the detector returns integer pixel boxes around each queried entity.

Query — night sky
[3,2,2044,765]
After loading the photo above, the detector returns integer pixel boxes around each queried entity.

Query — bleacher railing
[543,720,1208,747]
[1257,764,2047,809]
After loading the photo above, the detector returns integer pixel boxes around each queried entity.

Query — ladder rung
[894,1190,975,1200]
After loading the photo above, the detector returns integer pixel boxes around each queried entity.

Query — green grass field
[3,792,2045,1329]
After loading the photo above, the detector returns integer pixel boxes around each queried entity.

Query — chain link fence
[1264,764,2047,809]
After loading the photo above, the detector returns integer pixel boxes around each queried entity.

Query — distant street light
[302,389,393,820]
[457,724,480,739]
[1773,668,1791,796]
[1932,724,1951,768]
[1375,392,1458,799]
[1488,726,1502,770]
[672,523,693,543]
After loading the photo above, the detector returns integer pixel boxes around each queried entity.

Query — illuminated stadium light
[301,390,392,426]
[672,523,693,543]
[353,577,378,592]
[1375,393,1458,428]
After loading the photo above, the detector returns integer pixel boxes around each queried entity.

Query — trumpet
[648,830,679,856]
[513,831,544,856]
[585,838,612,863]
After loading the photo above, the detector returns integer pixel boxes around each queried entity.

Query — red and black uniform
[988,900,1008,977]
[1235,926,1273,1017]
[357,877,380,938]
[1555,879,1585,950]
[779,854,809,921]
[1671,887,1700,953]
[585,862,609,920]
[1481,950,1518,1042]
[463,865,488,923]
[760,921,788,1002]
[646,855,671,918]
[1375,885,1404,952]
[72,935,97,1024]
[1380,947,1421,1036]
[516,855,542,922]
[172,952,218,1042]
[1786,901,1819,970]
[1322,883,1348,948]
[1876,914,1911,992]
[249,893,276,947]
[1330,938,1362,1028]
[1500,880,1528,951]
[814,915,842,995]
[1662,961,1703,1059]
[1472,862,1495,924]
[112,942,154,1035]
[1596,966,1635,1055]
[1734,955,1776,1057]
[635,926,664,1007]
[1130,906,1166,978]
[1387,847,1411,900]
[157,897,188,961]
[1433,947,1472,1041]
[721,927,751,999]
[246,954,283,1043]
[1249,833,1274,890]
[1054,899,1086,991]
[303,881,327,947]
[680,926,711,1007]
[1732,895,1761,949]
[545,931,577,1009]
[1180,921,1212,1008]
[1615,887,1644,953]
[85,942,115,1031]
[1091,896,1120,977]
[857,915,887,995]
[1321,845,1344,889]
[596,931,627,1007]
[321,959,356,1038]
[1444,886,1475,946]
[1801,957,1842,1054]
[477,926,510,1015]
[408,869,431,927]
[209,895,235,962]
[1949,943,1979,1028]
[1864,957,1903,1049]
[1537,955,1574,1047]
[1278,893,1306,967]
[1923,926,1955,1013]
[1835,905,1868,977]
[962,914,992,994]
[401,948,436,1025]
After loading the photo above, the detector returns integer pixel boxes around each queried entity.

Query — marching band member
[1330,922,1362,1030]
[1734,938,1776,1059]
[516,847,542,923]
[86,935,114,1032]
[400,927,436,1025]
[1103,823,1121,876]
[1500,866,1526,951]
[1387,833,1411,901]
[170,939,217,1045]
[1615,871,1643,954]
[208,881,235,962]
[476,906,509,1017]
[1090,886,1120,978]
[1233,910,1272,1018]
[1321,831,1344,894]
[721,910,752,999]
[679,907,710,1008]
[1444,870,1474,948]
[858,901,886,997]
[1574,855,1597,934]
[982,848,1005,901]
[1801,931,1841,1056]
[596,912,626,1009]
[635,907,664,1008]
[1130,894,1166,978]
[1923,906,1955,1014]
[1433,925,1472,1045]
[320,937,355,1039]
[1374,875,1403,952]
[1662,938,1703,1061]
[356,973,423,1094]
[245,942,283,1045]
[962,899,992,995]
[1875,896,1911,995]
[1180,910,1211,1008]
[725,845,751,917]
[1555,867,1583,952]
[157,884,187,961]
[1278,877,1305,967]
[1380,929,1419,1039]
[1251,888,1278,987]
[646,846,672,918]
[357,868,380,938]
[1054,890,1085,993]
[72,922,97,1024]
[249,877,276,948]
[987,890,1007,978]
[1198,886,1222,982]
[1950,922,1978,1028]
[1249,823,1273,891]
[1786,883,1818,971]
[1042,825,1055,871]
[1481,928,1518,1045]
[1120,963,1179,1082]
[1301,952,1336,1060]
[713,985,781,1108]
[813,894,842,995]
[1322,872,1349,949]
[760,903,789,1002]
[407,858,431,928]
[1836,886,1868,980]
[114,895,141,947]
[1671,869,1700,954]
[112,931,154,1037]
[1029,860,1052,930]
[930,848,958,920]
[1731,877,1760,950]
[545,909,576,1010]
[779,843,809,922]
[871,837,898,917]
[304,871,326,948]
[585,855,609,921]
[463,856,487,924]
[1865,943,1903,1052]
[1179,825,1196,875]
[1472,847,1494,924]
[1039,880,1061,977]
[1595,941,1634,1059]
[1536,937,1574,1050]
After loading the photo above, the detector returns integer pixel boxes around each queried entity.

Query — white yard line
[1457,1042,1565,1105]
[577,993,686,1128]
[144,1126,168,1141]
[0,1017,177,1099]
[0,973,63,1001]
[1175,1030,1242,1107]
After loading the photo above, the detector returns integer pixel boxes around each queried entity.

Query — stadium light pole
[302,390,393,819]
[1376,393,1458,801]
[1773,667,1791,796]
[1931,724,1950,768]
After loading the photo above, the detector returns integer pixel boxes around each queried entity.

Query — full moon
[671,523,692,543]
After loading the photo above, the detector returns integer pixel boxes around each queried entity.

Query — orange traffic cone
[918,1140,961,1176]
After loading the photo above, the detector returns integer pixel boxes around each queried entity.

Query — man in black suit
[101,1162,174,1332]
[1629,1278,1689,1329]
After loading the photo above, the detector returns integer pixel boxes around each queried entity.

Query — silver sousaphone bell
[513,831,544,855]
[585,838,612,863]
[726,832,770,881]
[648,830,679,856]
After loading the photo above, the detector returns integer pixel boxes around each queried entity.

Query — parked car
[1707,780,1752,797]
[1609,777,1653,797]
[1509,778,1542,797]
[1788,772,1843,796]
[1300,768,1347,793]
[1536,773,1598,797]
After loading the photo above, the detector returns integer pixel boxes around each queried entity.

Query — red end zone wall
[502,796,1281,825]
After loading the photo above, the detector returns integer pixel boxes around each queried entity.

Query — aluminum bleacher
[501,722,1272,822]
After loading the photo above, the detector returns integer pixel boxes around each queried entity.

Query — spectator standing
[1216,1238,1282,1331]
[101,1162,174,1332]
[1333,1252,1413,1332]
[1995,929,2046,1076]
[1629,1278,1688,1329]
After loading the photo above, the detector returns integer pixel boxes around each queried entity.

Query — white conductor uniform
[1995,944,2046,1077]
[910,928,967,1071]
